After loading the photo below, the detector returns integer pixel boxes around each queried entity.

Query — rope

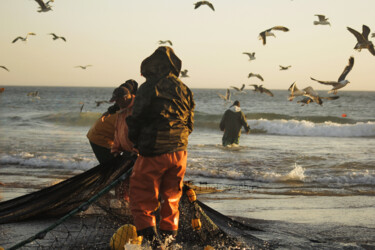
[7,166,134,250]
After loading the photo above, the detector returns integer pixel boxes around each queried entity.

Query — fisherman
[220,100,250,146]
[110,81,138,203]
[126,46,195,249]
[86,80,138,165]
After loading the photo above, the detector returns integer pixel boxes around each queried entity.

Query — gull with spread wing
[259,26,289,45]
[279,65,291,71]
[250,84,273,97]
[180,69,189,78]
[243,52,256,61]
[218,89,231,102]
[48,33,66,42]
[12,32,36,43]
[248,73,264,81]
[194,1,215,11]
[314,15,330,26]
[347,25,375,56]
[288,82,322,105]
[310,56,354,94]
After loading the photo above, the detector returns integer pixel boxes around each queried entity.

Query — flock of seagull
[2,1,374,109]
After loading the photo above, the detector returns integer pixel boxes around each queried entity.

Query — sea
[0,86,374,249]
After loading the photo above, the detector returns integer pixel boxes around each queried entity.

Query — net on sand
[0,156,269,249]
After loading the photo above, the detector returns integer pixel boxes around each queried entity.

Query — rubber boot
[137,226,163,250]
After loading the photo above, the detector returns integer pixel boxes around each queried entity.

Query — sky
[0,0,374,91]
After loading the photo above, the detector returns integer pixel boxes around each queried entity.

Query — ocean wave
[0,153,96,171]
[36,112,102,127]
[250,119,375,137]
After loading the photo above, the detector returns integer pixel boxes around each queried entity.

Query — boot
[137,226,163,250]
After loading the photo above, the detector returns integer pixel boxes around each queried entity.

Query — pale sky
[0,0,374,91]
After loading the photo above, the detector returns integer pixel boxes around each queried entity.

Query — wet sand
[1,165,375,249]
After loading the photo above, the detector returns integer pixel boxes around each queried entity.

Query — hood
[140,46,182,79]
[229,105,241,112]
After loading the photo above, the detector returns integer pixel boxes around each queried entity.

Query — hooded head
[120,79,138,95]
[231,100,240,107]
[140,46,182,79]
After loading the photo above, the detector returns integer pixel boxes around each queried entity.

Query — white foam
[0,153,96,171]
[249,119,375,137]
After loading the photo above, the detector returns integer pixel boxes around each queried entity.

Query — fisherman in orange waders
[126,46,195,249]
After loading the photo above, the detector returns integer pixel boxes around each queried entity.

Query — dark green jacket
[127,46,195,156]
[220,106,250,146]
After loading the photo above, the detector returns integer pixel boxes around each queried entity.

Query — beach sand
[1,165,375,249]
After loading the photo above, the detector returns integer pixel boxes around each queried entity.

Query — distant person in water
[220,100,250,146]
[86,80,138,165]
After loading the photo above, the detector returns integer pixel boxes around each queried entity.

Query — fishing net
[0,155,269,249]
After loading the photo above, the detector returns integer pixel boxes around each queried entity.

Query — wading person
[220,100,250,146]
[126,46,195,249]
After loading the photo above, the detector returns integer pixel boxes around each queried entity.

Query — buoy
[192,218,202,231]
[186,188,197,203]
[204,246,215,250]
[341,113,347,118]
[0,88,4,93]
[110,224,143,250]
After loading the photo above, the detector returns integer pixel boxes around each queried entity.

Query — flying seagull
[347,25,375,56]
[48,33,66,42]
[35,0,52,12]
[230,84,246,93]
[314,15,330,26]
[248,73,264,81]
[297,96,339,106]
[0,66,9,72]
[180,69,189,78]
[194,1,215,11]
[12,32,36,43]
[75,65,92,70]
[243,52,256,61]
[372,33,375,38]
[259,26,289,45]
[310,56,354,94]
[158,40,173,46]
[250,84,273,97]
[79,102,84,113]
[218,89,231,101]
[288,82,322,105]
[279,65,291,71]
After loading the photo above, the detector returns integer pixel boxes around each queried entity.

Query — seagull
[279,65,291,71]
[12,32,36,43]
[230,84,246,93]
[95,100,110,107]
[297,96,339,106]
[259,26,289,45]
[194,1,215,11]
[250,84,273,97]
[372,33,375,38]
[27,91,40,99]
[288,82,322,104]
[35,0,52,12]
[248,73,264,81]
[75,65,92,70]
[347,25,375,56]
[243,52,256,61]
[314,15,330,26]
[180,69,189,78]
[218,89,231,101]
[158,40,173,46]
[79,102,84,113]
[310,56,355,94]
[0,66,9,72]
[48,33,66,42]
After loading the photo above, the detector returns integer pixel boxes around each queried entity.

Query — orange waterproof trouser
[129,151,187,231]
